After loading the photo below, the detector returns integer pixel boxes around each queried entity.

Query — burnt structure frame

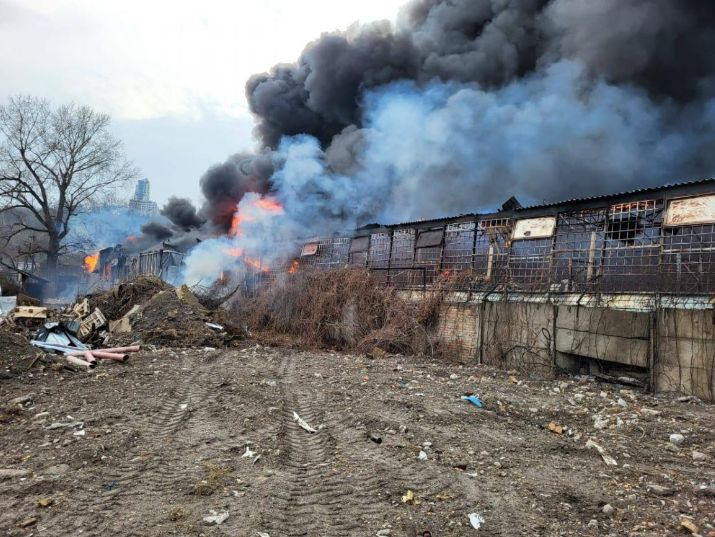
[294,179,715,295]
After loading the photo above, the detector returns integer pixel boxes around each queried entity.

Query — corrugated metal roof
[517,178,715,211]
[386,212,478,228]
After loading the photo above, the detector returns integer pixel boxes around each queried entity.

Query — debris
[694,483,715,497]
[669,433,685,445]
[37,498,53,508]
[676,395,701,404]
[73,429,86,437]
[585,439,618,466]
[401,489,421,505]
[646,483,675,496]
[376,531,391,537]
[45,421,84,430]
[508,375,518,384]
[418,450,428,461]
[680,517,699,534]
[692,451,708,461]
[602,504,614,516]
[242,446,255,458]
[0,296,17,318]
[78,308,107,339]
[12,306,47,320]
[108,305,141,334]
[547,422,564,434]
[461,395,483,408]
[8,393,34,406]
[16,517,37,528]
[468,512,484,529]
[205,322,225,331]
[587,519,598,529]
[293,411,318,433]
[369,433,382,444]
[258,533,271,537]
[34,321,85,348]
[0,468,30,479]
[72,298,90,318]
[593,415,610,430]
[203,510,229,525]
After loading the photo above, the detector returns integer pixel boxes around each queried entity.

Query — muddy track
[47,357,216,536]
[265,354,398,536]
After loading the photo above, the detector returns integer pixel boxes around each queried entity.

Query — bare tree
[0,95,135,274]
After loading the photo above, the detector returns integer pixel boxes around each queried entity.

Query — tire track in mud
[265,355,378,536]
[47,357,215,536]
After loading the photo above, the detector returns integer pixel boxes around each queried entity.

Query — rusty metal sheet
[416,229,444,248]
[664,194,715,226]
[348,236,370,254]
[300,243,318,256]
[512,216,556,240]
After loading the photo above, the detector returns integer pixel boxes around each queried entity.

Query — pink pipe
[83,351,97,365]
[100,346,141,353]
[91,351,128,362]
[66,356,95,369]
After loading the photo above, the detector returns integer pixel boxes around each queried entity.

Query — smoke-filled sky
[4,0,715,284]
[0,0,406,205]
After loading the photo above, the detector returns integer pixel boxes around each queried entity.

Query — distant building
[128,178,158,217]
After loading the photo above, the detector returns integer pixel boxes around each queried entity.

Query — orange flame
[84,252,100,273]
[229,195,283,237]
[245,257,270,273]
[288,259,299,274]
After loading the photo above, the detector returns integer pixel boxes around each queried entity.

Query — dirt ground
[0,345,713,536]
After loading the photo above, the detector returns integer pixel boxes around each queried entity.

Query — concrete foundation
[400,290,715,401]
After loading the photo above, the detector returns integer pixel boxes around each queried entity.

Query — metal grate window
[662,222,715,293]
[601,200,663,292]
[508,238,552,289]
[553,209,607,291]
[474,219,512,284]
[442,222,475,273]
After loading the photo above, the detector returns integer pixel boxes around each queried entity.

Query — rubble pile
[86,276,169,321]
[0,276,244,374]
[109,286,243,348]
[0,324,37,376]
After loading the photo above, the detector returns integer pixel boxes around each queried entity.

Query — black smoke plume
[140,221,173,241]
[246,0,715,153]
[161,197,205,231]
[198,152,274,231]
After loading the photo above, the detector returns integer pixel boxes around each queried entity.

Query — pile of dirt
[87,276,170,321]
[0,323,37,375]
[110,289,242,348]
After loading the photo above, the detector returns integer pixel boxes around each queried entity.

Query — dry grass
[232,268,476,356]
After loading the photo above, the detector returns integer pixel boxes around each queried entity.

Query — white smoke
[182,59,715,284]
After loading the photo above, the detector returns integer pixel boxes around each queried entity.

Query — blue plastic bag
[461,395,484,408]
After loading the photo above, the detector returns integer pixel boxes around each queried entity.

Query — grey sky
[0,0,405,206]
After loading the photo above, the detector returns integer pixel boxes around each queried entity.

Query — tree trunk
[41,236,61,300]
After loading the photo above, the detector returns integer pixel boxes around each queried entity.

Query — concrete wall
[555,306,650,368]
[481,301,554,378]
[655,308,715,401]
[404,290,715,401]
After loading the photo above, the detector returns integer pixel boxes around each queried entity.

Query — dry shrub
[233,268,472,356]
